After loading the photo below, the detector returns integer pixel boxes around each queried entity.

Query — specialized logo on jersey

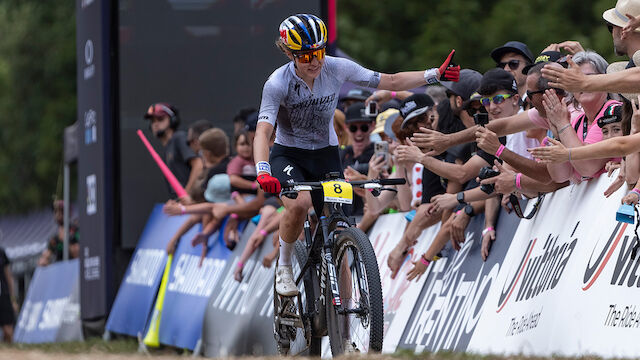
[283,165,294,176]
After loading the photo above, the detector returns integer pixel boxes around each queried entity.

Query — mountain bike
[273,173,405,356]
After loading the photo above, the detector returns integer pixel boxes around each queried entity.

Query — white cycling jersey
[258,56,381,150]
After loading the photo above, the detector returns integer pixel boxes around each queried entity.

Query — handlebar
[280,178,406,199]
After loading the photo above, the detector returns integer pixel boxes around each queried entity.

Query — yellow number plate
[322,181,353,204]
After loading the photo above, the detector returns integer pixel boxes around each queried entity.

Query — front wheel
[326,227,383,355]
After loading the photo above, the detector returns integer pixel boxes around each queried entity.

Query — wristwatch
[464,204,474,216]
[457,192,465,204]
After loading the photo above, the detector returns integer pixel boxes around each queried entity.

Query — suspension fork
[320,216,342,308]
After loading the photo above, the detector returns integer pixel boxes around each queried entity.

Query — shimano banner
[158,218,240,350]
[14,260,82,343]
[202,222,278,357]
[106,204,197,337]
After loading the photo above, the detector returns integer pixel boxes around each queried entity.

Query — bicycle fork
[319,216,342,308]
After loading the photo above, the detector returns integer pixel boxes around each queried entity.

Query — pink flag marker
[136,129,188,198]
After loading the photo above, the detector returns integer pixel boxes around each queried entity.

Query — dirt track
[0,349,187,360]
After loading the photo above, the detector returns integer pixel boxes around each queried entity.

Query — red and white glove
[257,173,281,194]
[424,49,460,84]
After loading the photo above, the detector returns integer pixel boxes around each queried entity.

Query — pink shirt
[227,155,256,177]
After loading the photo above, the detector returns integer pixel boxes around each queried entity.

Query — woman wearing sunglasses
[252,13,461,299]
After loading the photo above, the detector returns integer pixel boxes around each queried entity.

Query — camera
[478,166,500,194]
[473,112,489,127]
[365,101,378,117]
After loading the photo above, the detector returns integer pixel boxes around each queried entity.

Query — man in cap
[340,102,377,215]
[340,88,373,112]
[491,41,534,99]
[144,103,203,197]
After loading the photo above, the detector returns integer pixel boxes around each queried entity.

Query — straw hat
[603,0,640,31]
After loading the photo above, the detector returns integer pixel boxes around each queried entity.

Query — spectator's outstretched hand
[542,57,586,93]
[622,14,640,38]
[368,155,389,179]
[622,191,640,205]
[605,160,625,198]
[450,211,470,249]
[475,126,501,154]
[528,137,570,163]
[163,200,182,216]
[406,258,428,282]
[430,193,458,212]
[396,139,424,164]
[542,89,570,129]
[410,127,449,156]
[558,41,584,54]
[479,160,516,195]
[481,227,496,261]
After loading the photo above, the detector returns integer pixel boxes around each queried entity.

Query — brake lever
[281,189,298,199]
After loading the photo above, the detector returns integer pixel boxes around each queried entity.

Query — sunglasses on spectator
[480,94,513,106]
[526,89,551,98]
[292,48,325,63]
[466,107,486,116]
[606,22,614,33]
[496,59,521,71]
[349,124,370,133]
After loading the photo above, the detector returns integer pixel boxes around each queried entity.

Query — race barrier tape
[15,259,82,343]
[106,172,640,357]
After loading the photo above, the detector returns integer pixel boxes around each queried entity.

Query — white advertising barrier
[466,173,640,357]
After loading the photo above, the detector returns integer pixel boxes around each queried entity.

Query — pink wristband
[482,227,494,236]
[237,261,243,268]
[231,191,239,199]
[180,205,186,215]
[515,173,522,190]
[230,213,239,219]
[456,209,462,216]
[495,144,505,158]
[391,91,397,99]
[259,229,268,236]
[631,188,640,196]
[420,256,430,266]
[251,182,258,190]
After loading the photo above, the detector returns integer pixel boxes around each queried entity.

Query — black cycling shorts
[270,144,343,213]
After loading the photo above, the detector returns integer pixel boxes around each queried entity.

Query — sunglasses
[292,48,326,63]
[349,124,370,133]
[606,22,614,33]
[496,59,521,71]
[466,107,486,116]
[480,94,513,106]
[526,89,549,99]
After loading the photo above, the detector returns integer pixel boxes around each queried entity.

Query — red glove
[438,49,460,82]
[257,174,281,194]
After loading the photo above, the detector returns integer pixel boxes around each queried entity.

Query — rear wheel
[326,227,383,355]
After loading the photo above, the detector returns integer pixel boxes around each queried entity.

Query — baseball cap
[245,111,258,132]
[490,41,535,64]
[597,103,623,128]
[399,94,435,129]
[373,109,400,140]
[345,102,375,123]
[477,68,518,96]
[342,88,373,101]
[522,51,567,75]
[440,69,482,101]
[144,102,176,119]
[204,174,231,203]
[603,0,640,30]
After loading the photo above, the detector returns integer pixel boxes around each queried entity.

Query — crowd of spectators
[142,1,640,285]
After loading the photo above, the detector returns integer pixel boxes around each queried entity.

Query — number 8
[333,183,342,193]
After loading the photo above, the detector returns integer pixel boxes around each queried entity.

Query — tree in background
[0,1,76,214]
[337,0,623,73]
